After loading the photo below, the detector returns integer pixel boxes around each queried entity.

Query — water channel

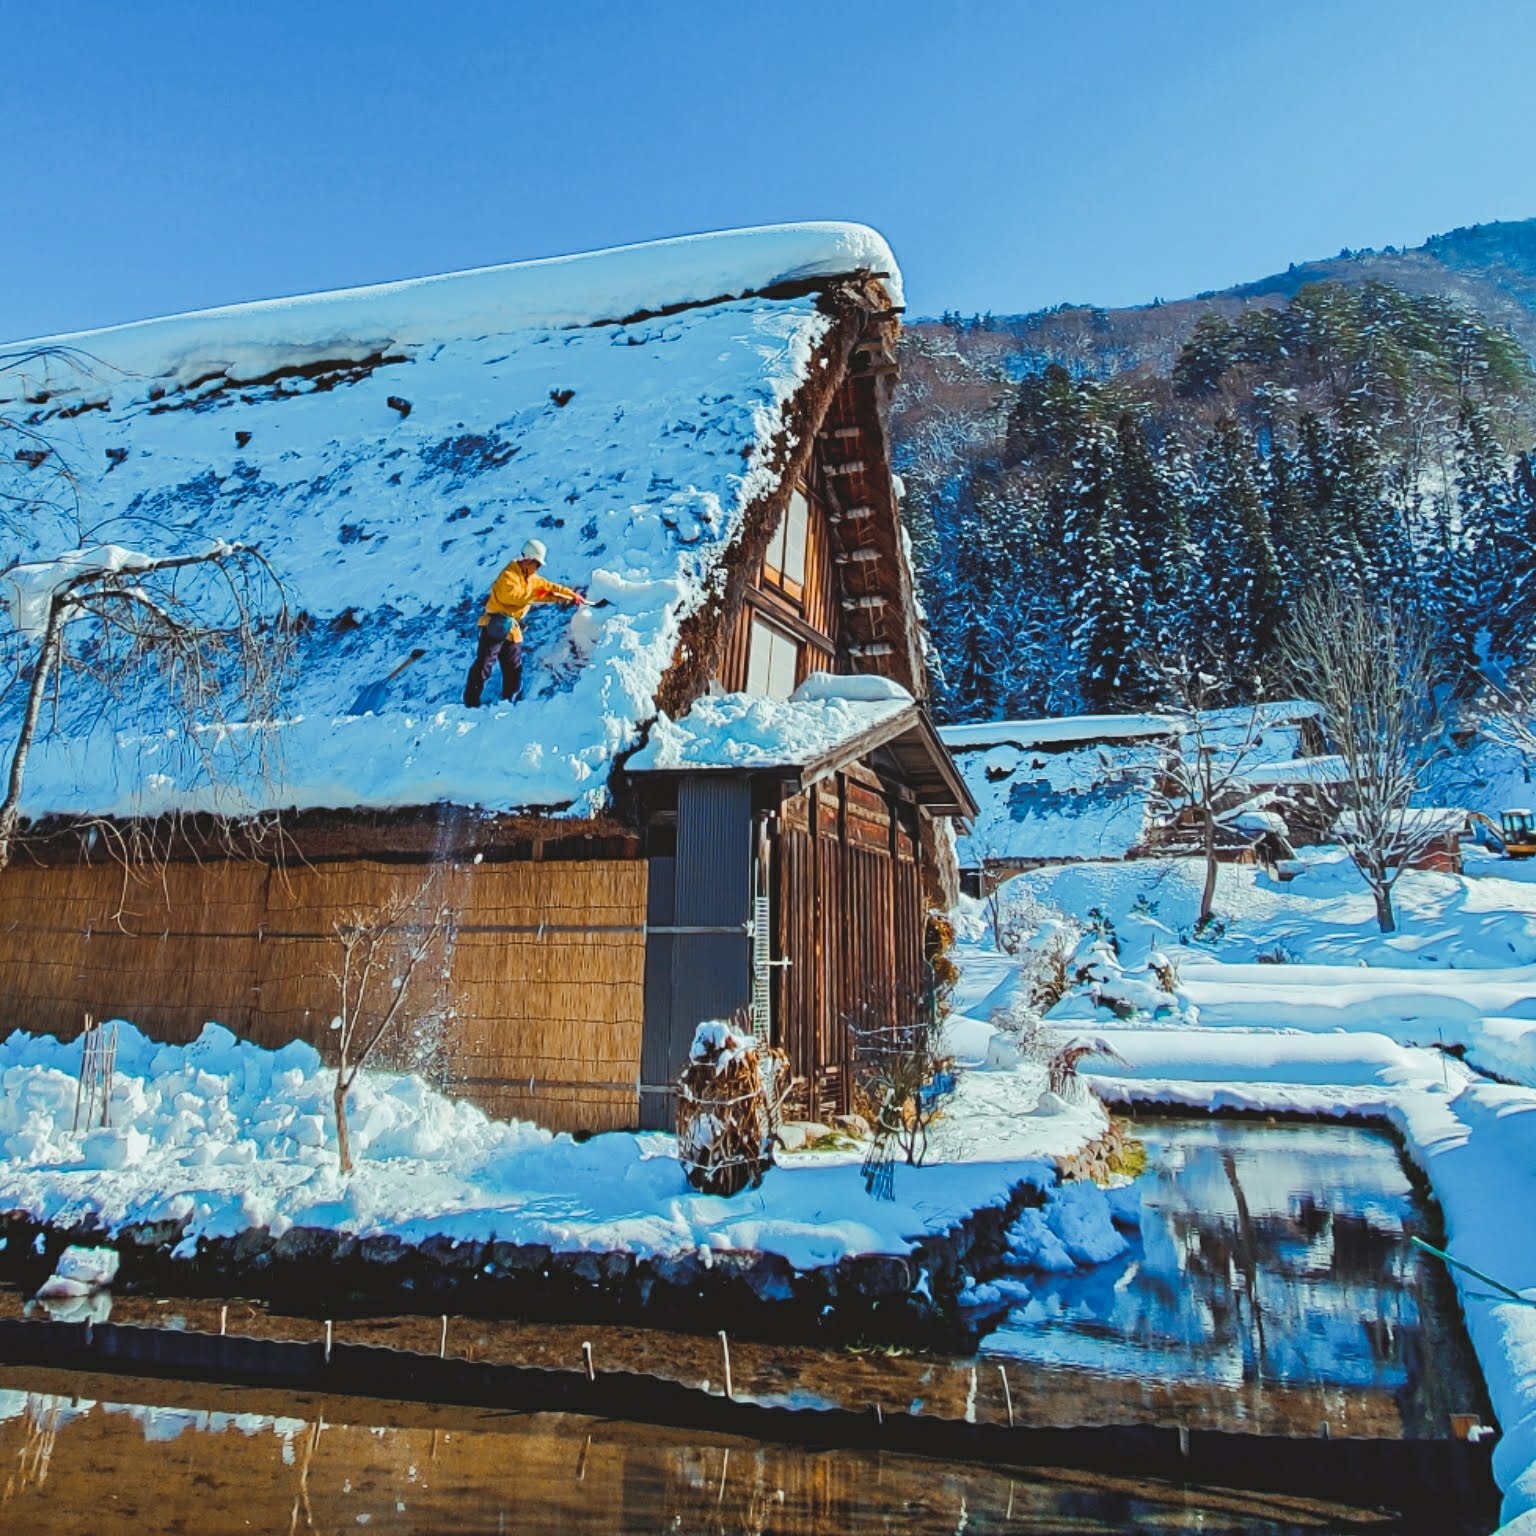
[0,1116,1501,1533]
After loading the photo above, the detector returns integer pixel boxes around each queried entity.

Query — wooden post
[439,1315,449,1359]
[718,1329,733,1400]
[582,1340,594,1382]
[997,1364,1013,1429]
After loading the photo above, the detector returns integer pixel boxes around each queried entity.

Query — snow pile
[0,1019,1075,1273]
[687,1019,757,1072]
[0,226,904,822]
[34,1244,120,1299]
[629,682,913,773]
[1002,1179,1133,1273]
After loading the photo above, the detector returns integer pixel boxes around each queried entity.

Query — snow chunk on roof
[2,223,901,400]
[628,682,914,773]
[792,670,911,705]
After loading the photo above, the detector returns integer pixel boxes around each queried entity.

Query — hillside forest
[893,221,1536,723]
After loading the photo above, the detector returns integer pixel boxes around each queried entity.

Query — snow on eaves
[0,223,901,405]
[940,714,1178,752]
[0,228,907,822]
[939,700,1322,755]
[629,674,914,773]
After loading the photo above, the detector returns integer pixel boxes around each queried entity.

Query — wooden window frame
[746,612,801,701]
[762,483,811,605]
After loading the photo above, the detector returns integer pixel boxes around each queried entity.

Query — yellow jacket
[479,560,580,641]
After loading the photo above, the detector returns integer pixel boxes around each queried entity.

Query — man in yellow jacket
[463,538,587,707]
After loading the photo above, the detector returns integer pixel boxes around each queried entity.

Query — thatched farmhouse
[943,703,1333,892]
[0,224,974,1132]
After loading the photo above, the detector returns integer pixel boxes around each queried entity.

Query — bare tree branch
[1280,584,1446,933]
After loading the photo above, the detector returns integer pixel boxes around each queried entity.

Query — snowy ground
[0,1020,1102,1281]
[955,847,1536,1532]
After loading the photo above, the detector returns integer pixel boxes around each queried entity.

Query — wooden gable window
[762,486,810,603]
[746,614,800,701]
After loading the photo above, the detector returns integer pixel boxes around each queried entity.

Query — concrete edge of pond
[0,1170,1049,1348]
[0,1314,1501,1531]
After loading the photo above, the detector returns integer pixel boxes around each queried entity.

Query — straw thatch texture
[676,1012,789,1197]
[0,856,647,1133]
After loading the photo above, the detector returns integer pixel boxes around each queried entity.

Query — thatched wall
[0,857,647,1133]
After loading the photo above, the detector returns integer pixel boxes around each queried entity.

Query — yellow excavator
[1470,809,1536,859]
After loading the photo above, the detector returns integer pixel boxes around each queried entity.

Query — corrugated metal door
[638,777,754,1130]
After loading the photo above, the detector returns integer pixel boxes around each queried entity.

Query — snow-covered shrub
[676,1015,787,1198]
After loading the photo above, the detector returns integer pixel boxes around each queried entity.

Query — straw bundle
[676,1009,789,1197]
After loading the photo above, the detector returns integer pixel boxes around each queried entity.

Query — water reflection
[984,1118,1484,1436]
[0,1370,1413,1534]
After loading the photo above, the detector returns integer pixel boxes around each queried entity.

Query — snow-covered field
[955,846,1536,1532]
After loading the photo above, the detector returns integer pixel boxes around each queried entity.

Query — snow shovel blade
[347,648,426,716]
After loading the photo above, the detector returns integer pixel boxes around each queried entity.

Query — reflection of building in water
[985,1119,1490,1439]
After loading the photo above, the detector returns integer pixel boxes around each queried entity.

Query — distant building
[943,702,1331,892]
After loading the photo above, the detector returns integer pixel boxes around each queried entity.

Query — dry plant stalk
[850,986,953,1200]
[676,1007,788,1198]
[329,875,449,1175]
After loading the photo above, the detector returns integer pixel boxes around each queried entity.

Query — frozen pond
[0,1367,1456,1534]
[983,1116,1490,1439]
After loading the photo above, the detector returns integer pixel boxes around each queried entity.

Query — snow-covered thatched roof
[0,224,902,823]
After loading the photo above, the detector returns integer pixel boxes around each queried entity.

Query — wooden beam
[741,585,838,654]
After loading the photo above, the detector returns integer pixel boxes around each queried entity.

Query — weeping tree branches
[0,541,293,870]
[1280,584,1446,933]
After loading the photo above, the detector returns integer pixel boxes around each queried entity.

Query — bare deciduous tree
[329,879,450,1174]
[1472,664,1536,779]
[0,541,292,870]
[1281,584,1446,933]
[1149,654,1271,932]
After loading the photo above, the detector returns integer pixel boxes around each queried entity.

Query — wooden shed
[0,224,974,1133]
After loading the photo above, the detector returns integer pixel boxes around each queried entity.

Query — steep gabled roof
[0,225,904,825]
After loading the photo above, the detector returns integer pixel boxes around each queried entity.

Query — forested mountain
[894,219,1536,722]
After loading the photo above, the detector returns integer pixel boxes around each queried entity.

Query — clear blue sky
[3,0,1532,338]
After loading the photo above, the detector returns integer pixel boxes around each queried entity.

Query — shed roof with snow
[1,223,949,827]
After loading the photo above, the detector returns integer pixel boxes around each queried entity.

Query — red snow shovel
[347,648,426,716]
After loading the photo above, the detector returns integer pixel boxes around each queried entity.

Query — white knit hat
[521,538,548,565]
